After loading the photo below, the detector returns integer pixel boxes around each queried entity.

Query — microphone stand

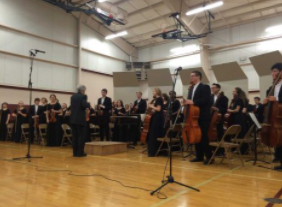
[150,68,199,196]
[13,50,43,161]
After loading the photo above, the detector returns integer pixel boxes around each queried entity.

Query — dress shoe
[204,158,215,165]
[190,158,204,162]
[77,153,87,157]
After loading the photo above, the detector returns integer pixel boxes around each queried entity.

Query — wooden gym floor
[0,142,281,207]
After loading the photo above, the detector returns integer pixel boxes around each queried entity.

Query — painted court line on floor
[150,166,242,207]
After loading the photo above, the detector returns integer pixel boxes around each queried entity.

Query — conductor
[70,85,89,157]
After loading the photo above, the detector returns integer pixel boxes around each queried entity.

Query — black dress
[147,97,165,156]
[0,109,10,141]
[230,98,246,138]
[39,105,48,124]
[113,108,126,142]
[12,108,27,143]
[47,103,62,146]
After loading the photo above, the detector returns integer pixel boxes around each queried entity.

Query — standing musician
[113,100,126,142]
[147,88,165,157]
[46,94,62,146]
[28,98,41,144]
[169,91,181,123]
[132,92,147,114]
[210,83,229,140]
[70,85,89,157]
[12,101,27,143]
[0,102,10,141]
[253,97,264,123]
[85,103,96,143]
[227,87,248,138]
[184,71,213,165]
[39,98,48,124]
[263,63,282,170]
[97,88,112,141]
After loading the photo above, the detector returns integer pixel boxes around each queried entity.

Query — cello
[261,71,282,147]
[208,92,223,141]
[182,84,201,144]
[140,98,156,144]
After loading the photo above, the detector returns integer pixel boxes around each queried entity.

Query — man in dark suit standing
[184,71,213,165]
[70,85,89,157]
[28,98,41,143]
[97,89,112,141]
[263,63,282,170]
[253,97,263,123]
[210,83,229,141]
[132,92,147,114]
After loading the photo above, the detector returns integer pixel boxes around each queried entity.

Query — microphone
[175,67,182,71]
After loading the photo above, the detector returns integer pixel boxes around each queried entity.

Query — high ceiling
[81,0,282,49]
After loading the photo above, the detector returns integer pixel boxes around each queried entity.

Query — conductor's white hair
[77,85,86,92]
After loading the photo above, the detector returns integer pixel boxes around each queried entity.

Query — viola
[182,84,201,144]
[140,98,156,144]
[261,71,282,147]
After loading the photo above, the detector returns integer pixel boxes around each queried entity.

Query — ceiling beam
[127,2,164,17]
[73,13,138,57]
[162,0,211,81]
[115,13,172,32]
[208,2,282,27]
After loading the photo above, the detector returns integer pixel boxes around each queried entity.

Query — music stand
[150,68,199,196]
[245,113,270,165]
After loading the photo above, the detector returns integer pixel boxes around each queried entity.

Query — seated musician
[59,103,70,124]
[169,91,181,123]
[85,103,95,143]
[113,100,126,141]
[184,71,213,165]
[162,93,170,113]
[97,89,112,141]
[210,84,228,141]
[147,88,165,157]
[254,97,264,123]
[28,98,41,144]
[132,92,147,114]
[263,63,282,170]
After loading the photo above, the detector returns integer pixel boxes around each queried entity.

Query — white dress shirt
[214,94,218,104]
[101,98,105,104]
[35,105,38,114]
[192,82,200,101]
[274,81,282,100]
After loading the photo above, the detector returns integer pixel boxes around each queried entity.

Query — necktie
[188,86,194,100]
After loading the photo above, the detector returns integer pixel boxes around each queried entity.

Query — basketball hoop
[160,22,169,33]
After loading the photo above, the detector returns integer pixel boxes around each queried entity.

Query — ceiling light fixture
[265,25,282,34]
[186,1,223,16]
[170,45,199,54]
[105,31,128,40]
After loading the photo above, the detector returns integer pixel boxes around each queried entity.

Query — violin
[140,98,156,144]
[182,84,201,144]
[261,71,282,147]
[86,108,90,122]
[49,105,57,123]
[208,92,223,141]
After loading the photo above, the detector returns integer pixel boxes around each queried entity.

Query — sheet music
[249,113,262,129]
